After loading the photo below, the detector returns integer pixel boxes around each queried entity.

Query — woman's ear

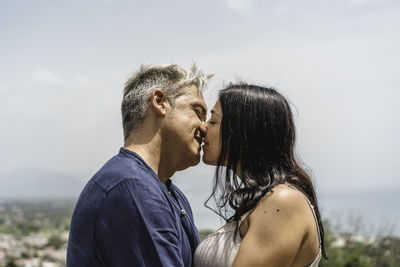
[151,89,169,116]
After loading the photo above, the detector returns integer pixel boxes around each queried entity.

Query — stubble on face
[162,85,207,171]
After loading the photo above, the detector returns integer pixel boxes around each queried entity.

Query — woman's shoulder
[236,183,320,266]
[255,183,311,214]
[241,183,320,261]
[241,183,315,237]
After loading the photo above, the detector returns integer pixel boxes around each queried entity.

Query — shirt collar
[119,147,159,179]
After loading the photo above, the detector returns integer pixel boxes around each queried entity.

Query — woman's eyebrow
[211,110,219,117]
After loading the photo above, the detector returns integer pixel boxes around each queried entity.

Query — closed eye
[194,109,205,122]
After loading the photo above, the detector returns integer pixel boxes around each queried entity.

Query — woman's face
[202,100,222,165]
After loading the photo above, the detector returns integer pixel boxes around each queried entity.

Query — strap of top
[285,184,322,247]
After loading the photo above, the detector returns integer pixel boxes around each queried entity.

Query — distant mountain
[0,168,86,199]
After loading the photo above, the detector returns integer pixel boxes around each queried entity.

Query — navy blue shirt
[67,148,200,267]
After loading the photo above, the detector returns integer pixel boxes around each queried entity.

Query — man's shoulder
[91,152,158,193]
[71,152,166,222]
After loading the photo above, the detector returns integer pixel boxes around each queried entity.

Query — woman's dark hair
[205,82,327,259]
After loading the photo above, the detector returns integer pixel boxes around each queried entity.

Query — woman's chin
[201,155,218,166]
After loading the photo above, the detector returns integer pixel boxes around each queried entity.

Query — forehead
[212,100,221,113]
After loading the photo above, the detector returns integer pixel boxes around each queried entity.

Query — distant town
[0,199,399,267]
[0,200,73,267]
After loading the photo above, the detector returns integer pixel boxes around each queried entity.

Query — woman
[194,83,327,267]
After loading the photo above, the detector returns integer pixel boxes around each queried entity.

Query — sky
[1,0,400,235]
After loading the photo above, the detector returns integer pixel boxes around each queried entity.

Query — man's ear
[151,89,169,117]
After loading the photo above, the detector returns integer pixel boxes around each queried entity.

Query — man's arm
[93,178,184,267]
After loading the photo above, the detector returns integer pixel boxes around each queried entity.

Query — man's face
[162,85,207,170]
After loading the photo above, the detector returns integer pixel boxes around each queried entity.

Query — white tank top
[194,193,322,267]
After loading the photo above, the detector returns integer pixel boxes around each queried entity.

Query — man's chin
[175,153,200,171]
[189,153,201,166]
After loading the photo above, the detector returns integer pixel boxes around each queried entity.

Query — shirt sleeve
[93,178,184,267]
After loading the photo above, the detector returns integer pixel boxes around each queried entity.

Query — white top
[194,192,322,267]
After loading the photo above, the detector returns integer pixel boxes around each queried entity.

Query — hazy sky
[1,0,399,232]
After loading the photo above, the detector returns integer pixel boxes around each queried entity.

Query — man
[67,64,211,266]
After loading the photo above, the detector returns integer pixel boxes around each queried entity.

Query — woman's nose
[200,122,207,136]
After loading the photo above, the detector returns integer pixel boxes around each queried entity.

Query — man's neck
[124,135,174,184]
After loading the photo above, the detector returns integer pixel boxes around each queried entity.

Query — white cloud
[74,75,92,85]
[32,68,64,84]
[348,0,397,6]
[272,4,288,13]
[30,69,93,90]
[218,0,255,15]
[348,0,398,8]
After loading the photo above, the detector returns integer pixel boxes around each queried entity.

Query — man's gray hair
[121,63,212,140]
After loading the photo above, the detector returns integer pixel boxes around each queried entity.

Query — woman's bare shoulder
[255,183,310,214]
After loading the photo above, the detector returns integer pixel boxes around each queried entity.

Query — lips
[195,136,203,146]
[202,141,209,150]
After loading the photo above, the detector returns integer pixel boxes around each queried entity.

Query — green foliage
[320,221,400,267]
[199,229,214,240]
[5,260,17,267]
[46,234,65,249]
[0,200,399,266]
[0,199,74,235]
